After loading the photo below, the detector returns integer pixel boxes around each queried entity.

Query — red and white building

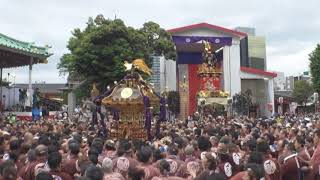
[168,23,277,118]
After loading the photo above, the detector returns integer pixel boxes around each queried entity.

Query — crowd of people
[1,111,320,180]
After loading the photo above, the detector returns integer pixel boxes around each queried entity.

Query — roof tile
[0,33,51,57]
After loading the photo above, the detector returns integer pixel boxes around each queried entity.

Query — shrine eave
[0,33,52,68]
[167,22,247,38]
[240,66,277,78]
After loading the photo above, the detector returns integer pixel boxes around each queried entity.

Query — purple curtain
[172,36,232,46]
[143,96,152,140]
[156,97,166,139]
[177,51,223,64]
[113,109,119,121]
[159,97,166,121]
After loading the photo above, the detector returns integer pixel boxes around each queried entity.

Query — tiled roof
[0,33,51,57]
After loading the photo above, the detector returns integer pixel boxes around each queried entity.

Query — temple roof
[0,33,52,68]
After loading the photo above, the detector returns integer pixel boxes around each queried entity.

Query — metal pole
[29,57,33,108]
[7,73,10,109]
[13,76,15,109]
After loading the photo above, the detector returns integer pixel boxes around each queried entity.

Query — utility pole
[7,73,10,108]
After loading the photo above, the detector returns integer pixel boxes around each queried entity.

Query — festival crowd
[1,111,320,180]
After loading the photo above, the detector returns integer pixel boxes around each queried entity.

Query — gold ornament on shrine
[197,40,229,98]
[102,59,159,140]
[91,83,100,98]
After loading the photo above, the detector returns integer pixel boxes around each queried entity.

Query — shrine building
[168,23,277,118]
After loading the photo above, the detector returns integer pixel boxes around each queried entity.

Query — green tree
[58,15,176,98]
[140,22,176,60]
[292,80,313,105]
[232,90,252,116]
[310,44,320,92]
[0,79,10,86]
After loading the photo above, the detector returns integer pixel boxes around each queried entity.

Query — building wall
[223,44,241,96]
[234,27,266,70]
[161,58,177,92]
[150,56,177,94]
[150,56,161,93]
[285,76,295,90]
[248,36,266,70]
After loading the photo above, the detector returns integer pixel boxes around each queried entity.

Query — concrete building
[285,76,295,91]
[235,27,267,70]
[297,71,312,84]
[150,56,176,94]
[283,72,311,91]
[150,56,161,93]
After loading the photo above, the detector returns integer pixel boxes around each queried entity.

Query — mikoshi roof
[0,33,52,68]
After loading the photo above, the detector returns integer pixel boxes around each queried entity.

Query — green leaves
[310,44,320,93]
[58,15,176,99]
[292,80,313,105]
[141,21,176,60]
[232,91,252,116]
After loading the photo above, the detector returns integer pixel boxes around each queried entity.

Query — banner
[172,36,232,46]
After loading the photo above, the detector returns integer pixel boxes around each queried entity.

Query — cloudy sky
[1,0,319,83]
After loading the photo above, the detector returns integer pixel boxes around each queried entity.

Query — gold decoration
[109,120,147,140]
[124,59,152,76]
[197,90,229,98]
[204,41,212,53]
[121,88,133,99]
[197,63,222,75]
[198,90,211,98]
[103,59,159,140]
[219,91,229,97]
[196,41,229,98]
[91,83,100,98]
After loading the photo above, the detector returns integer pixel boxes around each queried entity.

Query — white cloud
[1,0,320,83]
[267,45,314,76]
